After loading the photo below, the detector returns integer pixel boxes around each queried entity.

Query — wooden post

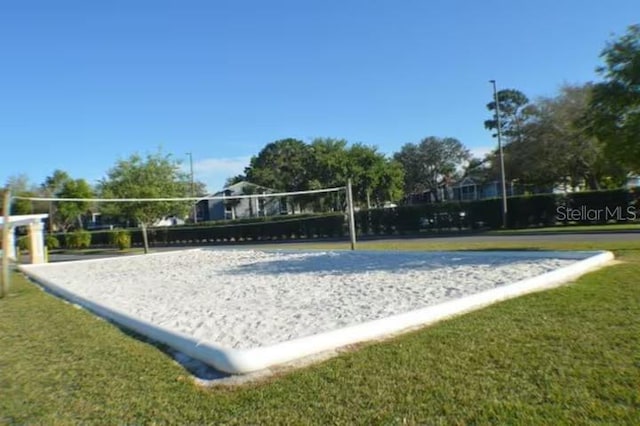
[1,189,11,298]
[346,179,357,250]
[141,222,149,254]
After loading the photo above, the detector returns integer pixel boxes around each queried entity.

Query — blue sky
[1,1,637,192]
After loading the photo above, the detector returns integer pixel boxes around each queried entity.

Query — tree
[485,89,536,143]
[98,151,191,253]
[41,169,71,231]
[55,179,94,231]
[4,174,48,215]
[371,159,404,205]
[535,84,616,189]
[346,144,403,207]
[308,138,350,189]
[587,24,640,171]
[240,138,403,210]
[462,157,492,183]
[488,84,620,191]
[42,170,71,195]
[245,139,312,191]
[394,137,470,201]
[224,174,246,188]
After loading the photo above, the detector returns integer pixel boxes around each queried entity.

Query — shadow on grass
[114,324,229,381]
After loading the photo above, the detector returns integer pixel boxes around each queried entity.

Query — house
[451,178,520,201]
[197,181,285,221]
[405,177,521,205]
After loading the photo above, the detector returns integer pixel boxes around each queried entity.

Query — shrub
[17,236,29,252]
[45,234,60,250]
[17,235,59,253]
[64,230,92,249]
[108,229,132,250]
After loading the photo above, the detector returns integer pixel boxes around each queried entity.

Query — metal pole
[346,179,356,250]
[186,152,197,223]
[490,80,508,228]
[1,189,11,298]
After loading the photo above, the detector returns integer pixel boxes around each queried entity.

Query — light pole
[490,79,508,228]
[186,152,197,223]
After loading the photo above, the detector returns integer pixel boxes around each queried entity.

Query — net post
[141,222,150,254]
[346,179,357,250]
[1,188,11,298]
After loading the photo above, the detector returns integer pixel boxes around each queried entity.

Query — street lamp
[489,79,508,228]
[186,152,197,224]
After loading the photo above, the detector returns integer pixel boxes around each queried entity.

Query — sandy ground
[23,249,580,349]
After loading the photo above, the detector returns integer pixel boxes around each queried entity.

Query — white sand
[25,249,578,349]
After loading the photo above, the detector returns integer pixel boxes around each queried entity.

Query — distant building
[197,181,286,221]
[451,178,521,201]
[405,177,522,205]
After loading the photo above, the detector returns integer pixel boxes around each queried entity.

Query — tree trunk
[141,222,149,254]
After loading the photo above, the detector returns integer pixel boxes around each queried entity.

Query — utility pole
[186,152,197,224]
[490,80,508,228]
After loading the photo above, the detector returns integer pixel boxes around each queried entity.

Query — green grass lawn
[488,222,640,234]
[1,240,639,424]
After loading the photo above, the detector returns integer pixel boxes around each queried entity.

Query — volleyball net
[5,181,355,256]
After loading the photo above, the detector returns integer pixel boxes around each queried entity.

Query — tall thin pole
[490,80,508,228]
[346,179,356,250]
[1,189,11,298]
[186,152,197,224]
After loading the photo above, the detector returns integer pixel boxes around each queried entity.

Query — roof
[0,214,49,228]
[212,181,275,197]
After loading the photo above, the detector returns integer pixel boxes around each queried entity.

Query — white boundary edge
[19,250,614,375]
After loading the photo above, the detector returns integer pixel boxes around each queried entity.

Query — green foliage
[246,138,312,191]
[87,214,346,246]
[45,234,60,250]
[588,24,640,171]
[98,151,191,226]
[244,138,404,208]
[346,143,404,207]
[4,174,49,215]
[42,170,71,196]
[482,84,619,191]
[64,230,92,249]
[357,189,634,234]
[55,178,93,231]
[17,235,59,252]
[224,174,247,187]
[108,230,132,250]
[394,136,470,200]
[17,236,29,252]
[484,88,536,143]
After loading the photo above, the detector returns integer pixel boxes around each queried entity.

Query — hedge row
[356,188,638,235]
[49,189,639,248]
[51,213,346,248]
